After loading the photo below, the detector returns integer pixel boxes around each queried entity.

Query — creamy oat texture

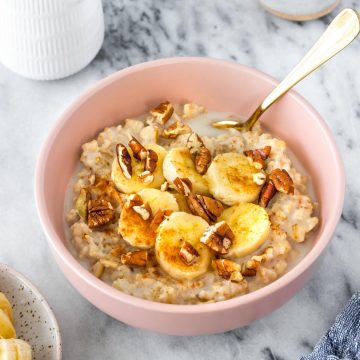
[66,104,318,304]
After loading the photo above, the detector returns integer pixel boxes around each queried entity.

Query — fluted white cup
[0,0,104,80]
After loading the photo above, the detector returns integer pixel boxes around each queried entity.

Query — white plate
[0,264,62,359]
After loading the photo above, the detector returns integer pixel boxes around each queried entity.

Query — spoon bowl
[212,8,360,131]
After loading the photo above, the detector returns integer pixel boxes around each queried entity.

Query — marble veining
[0,0,359,359]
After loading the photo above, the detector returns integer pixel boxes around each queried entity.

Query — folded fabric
[301,292,360,360]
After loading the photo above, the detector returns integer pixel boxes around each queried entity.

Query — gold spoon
[212,8,360,131]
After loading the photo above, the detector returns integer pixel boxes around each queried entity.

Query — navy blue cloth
[301,292,360,360]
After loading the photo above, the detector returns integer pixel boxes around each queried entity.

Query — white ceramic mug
[0,0,104,80]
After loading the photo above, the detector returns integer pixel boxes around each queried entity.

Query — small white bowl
[258,0,340,21]
[0,264,62,359]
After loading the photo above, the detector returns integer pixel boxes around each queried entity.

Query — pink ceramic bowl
[35,57,344,335]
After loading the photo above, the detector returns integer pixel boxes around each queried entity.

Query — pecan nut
[162,121,192,139]
[241,258,261,277]
[150,101,174,124]
[121,250,148,266]
[258,180,276,207]
[198,195,224,220]
[138,170,154,185]
[132,203,152,220]
[116,144,132,179]
[150,209,172,231]
[128,194,143,207]
[212,259,243,282]
[173,177,192,196]
[179,241,199,265]
[243,146,271,168]
[187,132,212,174]
[187,132,204,156]
[195,147,212,175]
[269,168,294,195]
[127,194,152,220]
[144,149,158,173]
[187,194,224,222]
[87,198,114,228]
[128,136,147,160]
[241,246,275,276]
[253,172,266,186]
[187,194,210,222]
[200,221,234,254]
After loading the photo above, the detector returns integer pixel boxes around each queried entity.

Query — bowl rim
[0,263,62,359]
[35,57,345,314]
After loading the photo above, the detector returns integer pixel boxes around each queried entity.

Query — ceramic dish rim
[34,57,345,314]
[0,263,62,359]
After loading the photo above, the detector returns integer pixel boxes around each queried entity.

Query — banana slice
[0,339,32,360]
[219,202,270,258]
[0,309,16,339]
[206,153,265,206]
[119,190,178,249]
[138,189,179,214]
[155,212,212,280]
[162,147,209,195]
[118,203,156,249]
[111,144,167,194]
[0,293,13,323]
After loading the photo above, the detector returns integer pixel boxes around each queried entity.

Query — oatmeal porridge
[66,101,318,304]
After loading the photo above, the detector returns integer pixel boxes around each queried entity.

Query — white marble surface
[0,0,359,359]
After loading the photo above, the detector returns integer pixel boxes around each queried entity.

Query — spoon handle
[247,8,360,129]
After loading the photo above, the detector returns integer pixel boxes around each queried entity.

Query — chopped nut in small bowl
[36,58,344,335]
